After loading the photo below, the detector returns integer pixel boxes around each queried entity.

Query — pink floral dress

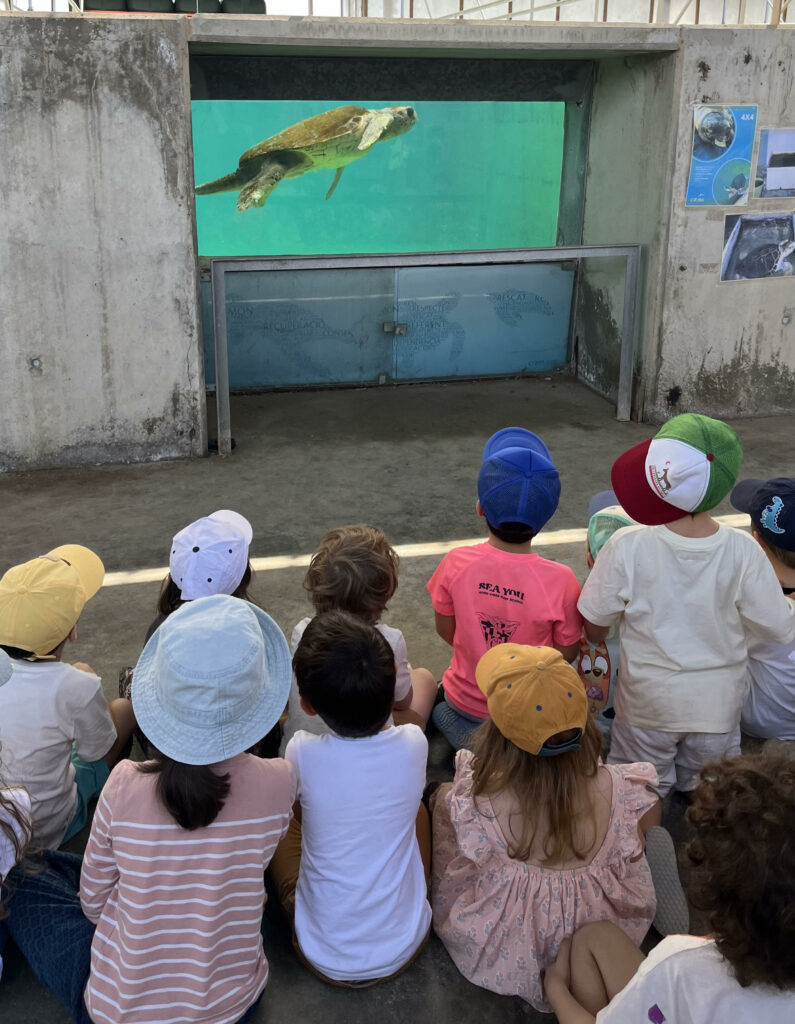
[431,751,658,1011]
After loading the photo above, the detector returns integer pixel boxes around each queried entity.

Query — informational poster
[754,128,795,199]
[686,104,758,207]
[720,212,795,282]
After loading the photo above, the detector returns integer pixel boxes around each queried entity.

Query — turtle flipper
[237,161,286,212]
[325,167,344,200]
[195,168,250,196]
[358,111,394,151]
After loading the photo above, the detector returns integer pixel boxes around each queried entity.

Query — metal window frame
[210,244,640,455]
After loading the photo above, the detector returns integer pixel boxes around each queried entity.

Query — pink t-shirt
[427,543,583,717]
[81,756,296,1024]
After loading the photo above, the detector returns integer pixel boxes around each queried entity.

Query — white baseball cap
[170,510,253,601]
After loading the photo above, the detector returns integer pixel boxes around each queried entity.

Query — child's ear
[68,625,78,643]
[299,696,318,718]
[476,500,485,518]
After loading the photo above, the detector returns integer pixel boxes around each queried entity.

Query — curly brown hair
[686,752,795,989]
[303,525,399,624]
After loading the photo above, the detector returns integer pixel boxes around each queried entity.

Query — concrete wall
[1,15,792,471]
[0,16,205,471]
[648,28,795,421]
[575,51,678,404]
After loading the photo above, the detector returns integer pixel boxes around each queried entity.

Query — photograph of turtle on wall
[753,128,795,199]
[721,213,795,281]
[685,104,758,207]
[191,100,565,258]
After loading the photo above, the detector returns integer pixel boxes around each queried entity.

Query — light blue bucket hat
[132,595,290,765]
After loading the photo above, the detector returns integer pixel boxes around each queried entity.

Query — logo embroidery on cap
[760,496,785,535]
[648,461,672,498]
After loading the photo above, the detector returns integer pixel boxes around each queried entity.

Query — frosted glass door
[393,263,574,381]
[221,267,394,389]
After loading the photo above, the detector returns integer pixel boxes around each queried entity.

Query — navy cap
[477,427,560,533]
[730,478,795,552]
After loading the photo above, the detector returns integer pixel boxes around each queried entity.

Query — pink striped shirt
[80,755,296,1024]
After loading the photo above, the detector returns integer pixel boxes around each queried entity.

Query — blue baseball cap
[731,478,795,552]
[477,427,560,533]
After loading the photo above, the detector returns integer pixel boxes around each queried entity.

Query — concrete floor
[2,376,793,1023]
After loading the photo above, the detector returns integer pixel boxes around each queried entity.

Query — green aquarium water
[191,100,565,258]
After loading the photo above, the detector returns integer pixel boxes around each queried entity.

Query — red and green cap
[611,414,743,526]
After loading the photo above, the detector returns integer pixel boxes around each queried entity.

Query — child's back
[578,415,795,793]
[82,754,294,1022]
[431,646,658,1012]
[288,726,429,979]
[731,478,795,741]
[428,428,582,746]
[273,610,431,983]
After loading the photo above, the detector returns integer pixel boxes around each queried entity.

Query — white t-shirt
[578,524,795,732]
[279,618,413,755]
[741,619,795,740]
[597,935,795,1023]
[0,660,118,849]
[285,726,431,981]
[0,788,31,981]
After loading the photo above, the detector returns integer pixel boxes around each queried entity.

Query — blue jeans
[431,696,485,751]
[5,851,94,1024]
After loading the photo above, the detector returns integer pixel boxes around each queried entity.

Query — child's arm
[582,619,611,644]
[555,639,581,663]
[434,611,456,646]
[79,780,120,924]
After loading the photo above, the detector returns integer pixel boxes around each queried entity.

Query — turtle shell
[238,106,368,167]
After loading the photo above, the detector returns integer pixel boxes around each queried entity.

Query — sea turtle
[195,105,417,212]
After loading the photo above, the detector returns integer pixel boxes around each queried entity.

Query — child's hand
[543,936,572,995]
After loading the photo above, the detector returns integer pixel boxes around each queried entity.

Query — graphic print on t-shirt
[477,613,520,647]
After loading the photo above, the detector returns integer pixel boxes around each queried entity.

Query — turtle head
[380,105,418,140]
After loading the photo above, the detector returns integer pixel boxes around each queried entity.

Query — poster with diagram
[686,104,757,207]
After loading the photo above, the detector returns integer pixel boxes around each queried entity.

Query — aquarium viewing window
[191,99,566,258]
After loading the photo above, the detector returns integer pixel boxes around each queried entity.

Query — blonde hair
[471,716,603,865]
[303,525,399,624]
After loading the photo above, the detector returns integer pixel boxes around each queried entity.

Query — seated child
[544,752,795,1023]
[578,491,637,735]
[144,509,255,643]
[427,427,583,751]
[0,651,33,982]
[6,595,296,1024]
[280,524,436,754]
[730,478,795,741]
[431,644,663,1012]
[578,414,795,795]
[270,609,431,985]
[0,546,134,849]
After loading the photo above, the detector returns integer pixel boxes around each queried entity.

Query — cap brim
[588,490,619,518]
[46,545,105,599]
[611,439,688,526]
[483,427,553,462]
[729,479,765,514]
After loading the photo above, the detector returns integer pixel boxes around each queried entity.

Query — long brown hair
[471,716,602,865]
[138,753,231,831]
[0,786,33,920]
